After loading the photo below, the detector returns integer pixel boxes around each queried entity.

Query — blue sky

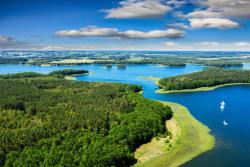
[0,0,250,51]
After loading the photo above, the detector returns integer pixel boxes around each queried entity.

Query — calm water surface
[1,64,250,166]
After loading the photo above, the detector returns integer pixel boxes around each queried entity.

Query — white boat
[223,120,228,126]
[220,100,225,109]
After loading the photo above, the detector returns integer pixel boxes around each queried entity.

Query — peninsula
[158,69,250,93]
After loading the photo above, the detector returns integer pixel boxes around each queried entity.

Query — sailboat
[220,100,226,110]
[223,120,228,126]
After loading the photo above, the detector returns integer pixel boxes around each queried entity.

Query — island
[48,69,88,76]
[47,69,88,80]
[105,64,113,69]
[117,64,127,69]
[158,68,250,93]
[160,62,186,67]
[0,71,173,167]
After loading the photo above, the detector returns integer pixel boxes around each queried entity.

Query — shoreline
[134,101,215,167]
[135,117,180,165]
[157,83,250,94]
[64,73,90,81]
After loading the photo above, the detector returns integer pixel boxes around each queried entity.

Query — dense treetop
[0,72,45,79]
[0,72,172,167]
[0,69,89,79]
[48,69,89,76]
[159,68,250,90]
[200,60,243,68]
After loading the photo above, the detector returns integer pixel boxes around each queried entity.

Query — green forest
[0,69,88,80]
[48,69,89,77]
[0,71,172,167]
[200,60,243,68]
[159,68,250,90]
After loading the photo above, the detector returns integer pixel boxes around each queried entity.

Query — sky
[0,0,250,51]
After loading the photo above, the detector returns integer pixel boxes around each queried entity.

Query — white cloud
[0,35,55,50]
[195,41,220,47]
[0,35,30,49]
[234,42,250,47]
[56,26,184,39]
[0,35,16,43]
[187,10,222,18]
[193,41,222,50]
[164,41,177,46]
[205,0,250,17]
[189,18,239,29]
[163,41,193,50]
[167,23,190,30]
[161,41,250,51]
[167,0,200,8]
[124,29,184,38]
[186,8,240,30]
[34,41,250,51]
[56,26,120,38]
[41,46,65,50]
[173,11,186,19]
[167,0,187,8]
[104,0,171,19]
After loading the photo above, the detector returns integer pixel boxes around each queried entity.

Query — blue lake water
[1,63,250,166]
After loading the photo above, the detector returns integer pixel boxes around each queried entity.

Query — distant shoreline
[134,102,215,167]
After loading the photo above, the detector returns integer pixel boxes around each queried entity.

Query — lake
[1,63,250,166]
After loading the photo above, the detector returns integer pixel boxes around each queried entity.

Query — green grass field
[134,102,215,167]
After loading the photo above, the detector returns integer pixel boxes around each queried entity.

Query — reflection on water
[1,63,250,166]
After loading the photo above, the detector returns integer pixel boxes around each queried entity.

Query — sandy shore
[134,102,215,167]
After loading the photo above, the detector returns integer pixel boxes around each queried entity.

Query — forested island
[160,62,186,67]
[48,69,89,77]
[117,64,127,69]
[0,71,172,167]
[158,68,250,93]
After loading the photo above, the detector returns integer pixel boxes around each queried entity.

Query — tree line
[0,69,88,79]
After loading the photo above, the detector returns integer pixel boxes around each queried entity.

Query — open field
[49,59,115,65]
[50,59,95,64]
[139,76,160,82]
